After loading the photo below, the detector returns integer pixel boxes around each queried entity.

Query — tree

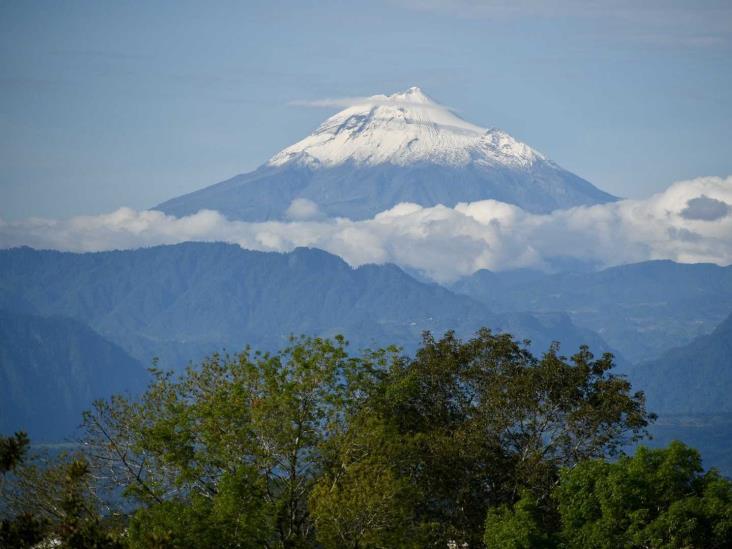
[2,449,122,548]
[309,457,414,548]
[308,415,418,548]
[555,441,732,548]
[487,441,732,548]
[0,431,29,494]
[2,329,659,547]
[126,465,273,548]
[0,511,47,549]
[82,335,385,548]
[325,329,653,547]
[484,492,553,549]
[0,431,45,548]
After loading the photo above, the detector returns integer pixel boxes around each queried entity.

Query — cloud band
[1,176,730,282]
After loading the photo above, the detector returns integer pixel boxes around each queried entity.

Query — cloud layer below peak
[2,176,731,282]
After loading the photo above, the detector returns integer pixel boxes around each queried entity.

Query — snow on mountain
[268,87,544,169]
[156,87,617,220]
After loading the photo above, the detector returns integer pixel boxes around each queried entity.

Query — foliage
[484,492,553,549]
[0,432,29,471]
[1,449,122,548]
[126,465,273,548]
[485,441,732,548]
[334,329,652,547]
[0,511,48,548]
[82,335,387,548]
[0,431,29,487]
[13,330,726,549]
[555,441,732,548]
[308,415,419,548]
[0,432,45,548]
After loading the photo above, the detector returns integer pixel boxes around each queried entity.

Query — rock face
[155,87,616,221]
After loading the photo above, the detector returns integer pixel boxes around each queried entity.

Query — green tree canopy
[2,450,122,548]
[2,329,665,548]
[0,432,29,489]
[485,441,732,549]
[81,335,389,548]
[556,441,732,548]
[309,329,653,547]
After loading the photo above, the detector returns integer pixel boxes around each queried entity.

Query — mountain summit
[156,87,617,220]
[268,87,543,169]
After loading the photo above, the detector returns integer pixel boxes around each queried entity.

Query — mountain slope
[0,310,148,441]
[0,244,617,370]
[631,313,732,415]
[155,87,616,220]
[451,260,732,363]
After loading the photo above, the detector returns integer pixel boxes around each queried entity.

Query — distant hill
[632,312,732,415]
[450,260,732,363]
[0,310,148,441]
[628,312,732,475]
[0,243,616,371]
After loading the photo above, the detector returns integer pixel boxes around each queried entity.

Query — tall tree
[2,449,122,548]
[312,329,653,547]
[82,335,386,548]
[555,441,732,548]
[0,432,29,494]
[485,441,732,548]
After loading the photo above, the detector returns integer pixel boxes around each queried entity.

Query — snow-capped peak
[268,87,546,169]
[387,86,436,105]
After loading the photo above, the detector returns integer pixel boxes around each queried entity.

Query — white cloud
[285,198,322,221]
[289,97,377,108]
[1,176,731,283]
[288,94,458,114]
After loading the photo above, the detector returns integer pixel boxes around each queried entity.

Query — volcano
[156,87,616,221]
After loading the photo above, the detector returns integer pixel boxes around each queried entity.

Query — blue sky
[1,0,731,219]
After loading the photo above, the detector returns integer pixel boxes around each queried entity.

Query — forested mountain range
[2,242,732,470]
[632,312,732,415]
[0,243,613,371]
[451,260,732,363]
[0,309,147,441]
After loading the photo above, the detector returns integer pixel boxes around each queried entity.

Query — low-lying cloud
[285,198,323,221]
[1,176,731,283]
